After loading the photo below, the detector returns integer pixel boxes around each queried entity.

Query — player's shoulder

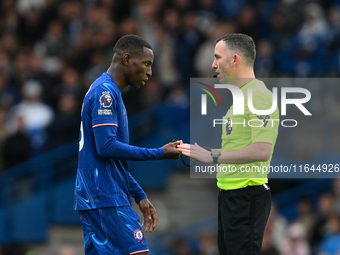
[87,73,120,99]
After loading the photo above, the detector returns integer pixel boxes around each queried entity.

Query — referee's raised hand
[162,140,182,159]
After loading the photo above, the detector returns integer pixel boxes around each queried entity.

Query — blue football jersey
[74,72,164,210]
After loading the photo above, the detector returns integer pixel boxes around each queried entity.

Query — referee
[178,33,279,255]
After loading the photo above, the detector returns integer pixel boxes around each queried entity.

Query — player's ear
[122,53,130,66]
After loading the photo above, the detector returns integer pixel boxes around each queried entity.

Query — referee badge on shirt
[134,229,145,242]
[99,91,112,107]
[226,117,233,136]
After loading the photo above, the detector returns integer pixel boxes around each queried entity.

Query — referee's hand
[177,143,214,164]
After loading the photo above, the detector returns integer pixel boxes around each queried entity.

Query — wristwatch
[211,150,221,164]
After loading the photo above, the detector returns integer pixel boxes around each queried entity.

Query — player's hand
[162,140,182,159]
[138,198,158,233]
[177,143,213,164]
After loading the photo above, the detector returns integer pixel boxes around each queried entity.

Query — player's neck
[107,65,128,91]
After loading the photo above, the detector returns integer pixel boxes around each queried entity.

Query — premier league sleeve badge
[99,91,113,107]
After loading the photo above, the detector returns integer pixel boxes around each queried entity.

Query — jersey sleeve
[91,83,119,129]
[247,90,278,145]
[128,172,147,204]
[93,125,164,160]
[91,84,164,161]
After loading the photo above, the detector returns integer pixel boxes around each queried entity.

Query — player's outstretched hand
[177,143,213,164]
[162,140,182,159]
[138,198,158,233]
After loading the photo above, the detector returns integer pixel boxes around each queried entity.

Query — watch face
[211,150,221,157]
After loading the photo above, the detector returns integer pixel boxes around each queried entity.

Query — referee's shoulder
[252,79,271,94]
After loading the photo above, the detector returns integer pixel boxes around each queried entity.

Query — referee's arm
[216,142,271,164]
[177,142,271,164]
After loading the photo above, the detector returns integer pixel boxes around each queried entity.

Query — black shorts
[218,184,271,255]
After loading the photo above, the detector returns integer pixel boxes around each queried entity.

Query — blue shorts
[79,207,149,255]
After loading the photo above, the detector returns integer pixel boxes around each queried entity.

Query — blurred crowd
[0,0,339,170]
[160,179,340,255]
[261,179,340,255]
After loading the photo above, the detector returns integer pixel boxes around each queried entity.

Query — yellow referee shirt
[217,79,279,190]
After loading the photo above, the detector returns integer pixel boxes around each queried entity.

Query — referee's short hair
[113,35,152,55]
[216,33,256,67]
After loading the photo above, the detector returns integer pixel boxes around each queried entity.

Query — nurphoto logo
[199,84,312,128]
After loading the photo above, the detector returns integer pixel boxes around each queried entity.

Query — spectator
[58,1,83,47]
[262,228,280,255]
[10,51,29,91]
[16,0,45,16]
[39,0,59,32]
[84,51,107,86]
[194,21,236,78]
[153,24,180,89]
[298,3,330,53]
[171,238,195,255]
[1,33,20,59]
[101,0,131,23]
[270,0,302,39]
[195,0,218,36]
[163,8,181,35]
[197,231,218,255]
[117,18,139,37]
[25,53,49,92]
[265,201,288,253]
[1,0,20,34]
[318,215,340,255]
[311,193,336,251]
[281,222,311,255]
[18,8,45,45]
[34,20,68,74]
[174,11,205,83]
[165,85,189,109]
[50,67,84,109]
[171,0,194,14]
[0,71,19,110]
[2,116,32,169]
[135,0,163,41]
[254,39,275,77]
[0,51,12,78]
[66,29,93,73]
[138,77,163,110]
[216,0,247,19]
[45,93,80,150]
[237,5,260,44]
[6,80,54,152]
[296,196,316,243]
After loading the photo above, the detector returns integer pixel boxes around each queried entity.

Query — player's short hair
[113,35,152,55]
[216,33,256,67]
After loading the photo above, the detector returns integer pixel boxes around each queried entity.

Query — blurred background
[0,0,340,254]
